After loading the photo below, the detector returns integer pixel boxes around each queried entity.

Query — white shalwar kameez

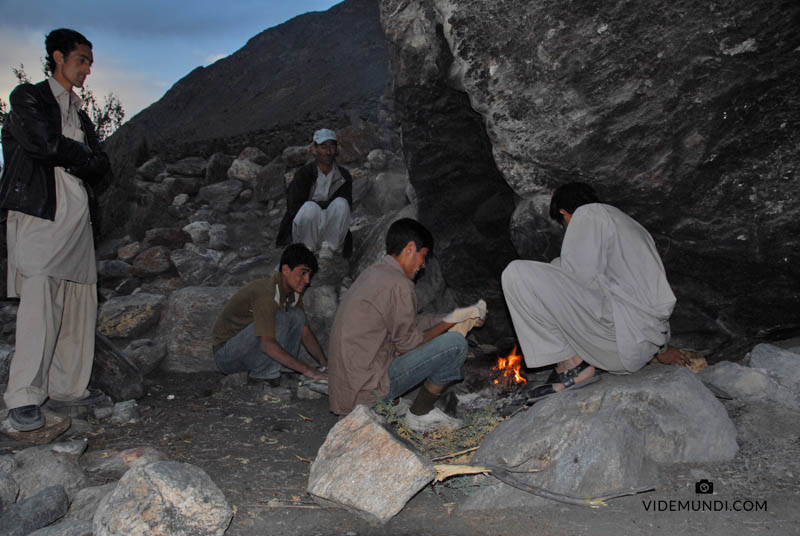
[502,203,676,373]
[4,78,97,409]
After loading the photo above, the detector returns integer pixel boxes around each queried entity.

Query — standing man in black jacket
[0,29,110,431]
[275,128,352,260]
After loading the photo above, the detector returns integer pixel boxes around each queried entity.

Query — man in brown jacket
[328,218,485,432]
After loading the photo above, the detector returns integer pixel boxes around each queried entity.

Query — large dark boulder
[381,0,800,354]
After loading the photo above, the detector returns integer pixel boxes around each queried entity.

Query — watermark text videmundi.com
[641,480,767,513]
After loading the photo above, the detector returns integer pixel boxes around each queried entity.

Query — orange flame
[492,345,526,386]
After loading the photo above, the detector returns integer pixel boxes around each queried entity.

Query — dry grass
[373,400,503,464]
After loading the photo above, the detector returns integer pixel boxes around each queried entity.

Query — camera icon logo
[695,479,714,494]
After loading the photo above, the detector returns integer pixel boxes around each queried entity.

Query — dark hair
[549,182,600,224]
[385,218,434,256]
[45,29,92,74]
[280,244,318,275]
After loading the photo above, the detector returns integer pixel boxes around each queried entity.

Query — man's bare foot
[552,356,596,392]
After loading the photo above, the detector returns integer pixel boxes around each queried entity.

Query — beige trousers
[4,273,97,409]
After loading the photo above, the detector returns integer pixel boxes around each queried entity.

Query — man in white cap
[276,128,353,259]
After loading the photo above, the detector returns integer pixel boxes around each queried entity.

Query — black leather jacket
[0,80,110,222]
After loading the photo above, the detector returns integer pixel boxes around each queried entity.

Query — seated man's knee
[327,197,351,215]
[294,201,322,224]
[441,331,468,364]
[501,260,524,290]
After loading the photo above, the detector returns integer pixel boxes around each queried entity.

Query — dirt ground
[19,354,790,536]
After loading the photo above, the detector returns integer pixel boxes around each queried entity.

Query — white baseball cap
[313,128,337,145]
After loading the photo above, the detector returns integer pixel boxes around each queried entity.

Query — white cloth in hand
[444,299,487,324]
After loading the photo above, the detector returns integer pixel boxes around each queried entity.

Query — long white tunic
[502,203,676,373]
[6,77,96,295]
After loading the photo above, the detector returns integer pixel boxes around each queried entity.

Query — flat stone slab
[308,405,435,524]
[1,412,71,445]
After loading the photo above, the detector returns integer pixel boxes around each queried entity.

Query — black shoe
[8,405,45,432]
[46,388,107,409]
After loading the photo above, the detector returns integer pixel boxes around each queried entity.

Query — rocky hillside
[381,0,800,356]
[105,0,387,161]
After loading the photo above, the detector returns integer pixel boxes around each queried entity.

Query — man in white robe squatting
[1,29,110,431]
[502,182,684,400]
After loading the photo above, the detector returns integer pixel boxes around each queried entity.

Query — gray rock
[362,171,410,214]
[237,146,270,165]
[747,343,800,391]
[198,179,245,213]
[227,148,266,184]
[254,159,286,202]
[110,400,139,425]
[97,260,132,281]
[205,153,236,185]
[131,246,173,277]
[44,440,89,459]
[91,333,146,402]
[82,447,168,480]
[12,448,87,501]
[65,483,117,521]
[159,287,237,372]
[381,0,800,350]
[0,345,13,386]
[282,145,310,168]
[308,405,435,524]
[351,205,417,279]
[700,361,800,410]
[237,245,259,259]
[29,519,93,536]
[461,365,738,510]
[183,221,211,245]
[302,284,339,352]
[170,249,217,286]
[93,461,232,536]
[224,254,272,276]
[124,339,167,375]
[116,241,142,262]
[0,454,19,473]
[142,227,188,249]
[0,469,19,511]
[172,193,189,206]
[113,276,141,296]
[97,293,166,339]
[166,156,207,177]
[0,455,17,474]
[164,175,202,197]
[136,156,165,181]
[366,148,389,171]
[184,243,225,264]
[0,485,69,536]
[95,237,128,262]
[208,224,230,250]
[415,255,456,315]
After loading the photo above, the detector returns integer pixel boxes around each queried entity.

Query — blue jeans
[386,332,468,401]
[214,308,304,380]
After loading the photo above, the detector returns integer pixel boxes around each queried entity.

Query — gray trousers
[214,308,305,380]
[502,260,625,372]
[4,273,96,409]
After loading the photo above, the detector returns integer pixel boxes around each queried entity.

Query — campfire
[492,345,527,389]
